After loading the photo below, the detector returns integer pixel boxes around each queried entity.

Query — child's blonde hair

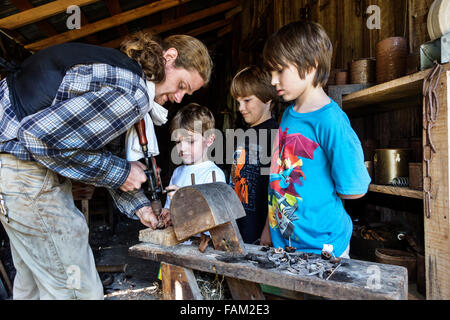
[263,21,332,88]
[230,66,278,110]
[170,103,215,136]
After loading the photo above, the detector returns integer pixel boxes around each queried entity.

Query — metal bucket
[374,149,411,185]
[376,37,407,84]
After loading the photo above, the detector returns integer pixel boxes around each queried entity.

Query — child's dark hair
[263,21,333,88]
[230,66,279,111]
[170,103,215,136]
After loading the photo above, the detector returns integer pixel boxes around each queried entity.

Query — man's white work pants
[0,153,103,300]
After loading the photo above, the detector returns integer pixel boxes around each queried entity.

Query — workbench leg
[226,278,265,300]
[161,263,203,300]
[210,221,265,300]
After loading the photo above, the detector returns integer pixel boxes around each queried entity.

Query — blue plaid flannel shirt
[0,63,153,219]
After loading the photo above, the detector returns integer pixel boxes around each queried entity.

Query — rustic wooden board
[161,263,203,300]
[369,184,423,199]
[129,243,408,300]
[342,68,431,112]
[209,221,264,300]
[139,226,185,246]
[170,182,246,241]
[424,67,450,299]
[226,277,265,300]
[210,221,246,255]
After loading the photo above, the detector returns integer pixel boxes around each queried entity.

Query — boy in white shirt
[160,103,226,226]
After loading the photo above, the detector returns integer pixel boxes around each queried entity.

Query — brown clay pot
[335,70,348,85]
[376,37,408,84]
[350,58,376,84]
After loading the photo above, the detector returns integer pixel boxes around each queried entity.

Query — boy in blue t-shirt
[262,21,371,258]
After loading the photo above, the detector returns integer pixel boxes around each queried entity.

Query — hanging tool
[134,118,165,229]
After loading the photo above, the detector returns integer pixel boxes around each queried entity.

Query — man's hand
[165,185,180,201]
[120,161,147,192]
[160,208,172,228]
[136,206,159,229]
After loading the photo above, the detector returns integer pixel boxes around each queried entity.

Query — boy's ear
[205,134,215,147]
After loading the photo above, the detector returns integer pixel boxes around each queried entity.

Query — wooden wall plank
[255,0,431,70]
[409,0,434,54]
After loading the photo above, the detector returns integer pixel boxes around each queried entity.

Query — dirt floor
[89,215,162,300]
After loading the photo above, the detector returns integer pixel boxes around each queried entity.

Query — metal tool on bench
[134,118,166,229]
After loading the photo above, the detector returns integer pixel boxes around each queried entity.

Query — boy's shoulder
[194,160,226,183]
[176,161,224,176]
[256,118,279,129]
[301,99,348,123]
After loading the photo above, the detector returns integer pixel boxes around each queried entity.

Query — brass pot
[374,149,411,185]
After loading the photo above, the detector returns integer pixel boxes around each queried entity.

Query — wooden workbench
[129,242,408,300]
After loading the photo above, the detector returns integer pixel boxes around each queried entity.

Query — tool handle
[134,119,148,146]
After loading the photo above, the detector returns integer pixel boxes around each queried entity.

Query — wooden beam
[0,0,100,29]
[105,0,128,37]
[25,0,192,51]
[0,28,27,46]
[217,24,232,38]
[101,0,237,48]
[9,0,58,36]
[224,4,242,19]
[188,19,230,38]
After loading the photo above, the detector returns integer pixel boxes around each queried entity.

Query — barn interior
[0,0,449,301]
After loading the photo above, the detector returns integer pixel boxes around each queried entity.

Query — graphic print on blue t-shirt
[267,100,370,257]
[269,127,319,240]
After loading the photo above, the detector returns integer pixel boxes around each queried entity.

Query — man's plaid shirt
[0,63,153,219]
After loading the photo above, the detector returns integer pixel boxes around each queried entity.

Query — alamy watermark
[365,265,382,290]
[170,120,277,176]
[366,5,381,30]
[66,5,81,30]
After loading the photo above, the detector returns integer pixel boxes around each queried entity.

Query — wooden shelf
[342,68,432,114]
[368,184,423,199]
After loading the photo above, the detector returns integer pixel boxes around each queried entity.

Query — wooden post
[209,221,265,300]
[161,263,203,300]
[424,66,450,299]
